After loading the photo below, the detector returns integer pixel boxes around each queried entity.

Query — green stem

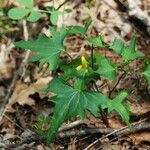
[57,0,70,10]
[74,78,86,90]
[90,44,109,126]
[91,45,94,69]
[35,9,51,14]
[93,82,110,128]
[109,71,126,98]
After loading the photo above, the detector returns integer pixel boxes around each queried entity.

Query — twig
[58,123,150,139]
[57,128,113,139]
[57,0,70,10]
[4,114,25,131]
[109,72,126,98]
[20,20,30,80]
[0,72,17,123]
[6,119,150,149]
[0,20,30,123]
[58,120,86,132]
[84,118,149,150]
[93,82,109,128]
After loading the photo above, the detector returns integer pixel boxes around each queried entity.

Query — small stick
[109,72,126,98]
[93,82,110,128]
[57,128,113,139]
[0,20,30,123]
[4,114,25,131]
[58,120,86,132]
[57,0,70,10]
[84,118,149,150]
[6,119,150,149]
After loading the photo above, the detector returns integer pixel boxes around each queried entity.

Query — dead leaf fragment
[129,132,150,145]
[7,77,52,112]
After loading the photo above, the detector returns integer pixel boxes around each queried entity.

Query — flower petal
[76,65,82,71]
[81,56,87,66]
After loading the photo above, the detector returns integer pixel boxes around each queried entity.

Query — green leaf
[0,11,3,16]
[27,11,42,22]
[16,0,34,8]
[95,57,116,80]
[143,64,150,87]
[66,19,92,35]
[14,22,91,72]
[110,38,124,55]
[106,91,130,127]
[45,77,107,144]
[8,8,30,20]
[45,6,54,14]
[50,9,59,25]
[110,37,144,62]
[86,36,104,48]
[121,37,144,62]
[63,8,72,14]
[14,34,62,71]
[60,60,80,80]
[74,78,86,90]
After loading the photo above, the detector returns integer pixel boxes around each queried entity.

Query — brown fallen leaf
[102,144,122,150]
[7,77,52,112]
[129,132,150,145]
[108,113,125,128]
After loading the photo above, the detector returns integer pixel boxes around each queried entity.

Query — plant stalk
[90,46,109,128]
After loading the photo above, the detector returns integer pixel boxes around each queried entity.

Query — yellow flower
[76,56,88,72]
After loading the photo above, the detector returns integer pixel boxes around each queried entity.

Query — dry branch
[84,118,150,150]
[5,119,150,149]
[0,20,30,122]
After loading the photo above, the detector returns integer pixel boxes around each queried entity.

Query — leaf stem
[90,45,109,127]
[93,82,109,128]
[109,71,126,98]
[91,45,94,69]
[34,9,51,14]
[57,0,70,10]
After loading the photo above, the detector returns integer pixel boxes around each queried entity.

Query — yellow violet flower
[76,56,88,72]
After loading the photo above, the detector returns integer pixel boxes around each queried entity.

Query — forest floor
[0,0,150,149]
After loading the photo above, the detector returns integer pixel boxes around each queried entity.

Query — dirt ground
[0,0,150,149]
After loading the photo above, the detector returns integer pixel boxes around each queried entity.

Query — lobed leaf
[45,77,107,144]
[86,36,104,48]
[110,37,144,62]
[95,57,116,80]
[110,38,124,55]
[14,34,62,71]
[105,91,130,127]
[14,22,91,71]
[66,19,92,35]
[121,38,144,62]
